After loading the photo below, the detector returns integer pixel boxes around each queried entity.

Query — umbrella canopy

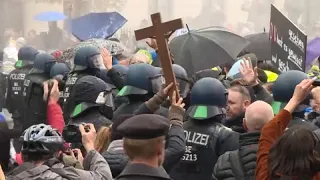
[306,37,320,66]
[34,11,67,21]
[169,27,250,76]
[58,38,131,66]
[68,12,127,41]
[244,32,271,61]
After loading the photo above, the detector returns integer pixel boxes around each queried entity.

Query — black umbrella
[169,27,250,76]
[244,32,271,61]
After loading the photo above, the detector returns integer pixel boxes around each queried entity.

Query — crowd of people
[1,18,320,180]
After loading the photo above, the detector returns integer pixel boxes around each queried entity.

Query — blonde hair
[94,126,111,153]
[123,136,165,160]
[129,53,150,65]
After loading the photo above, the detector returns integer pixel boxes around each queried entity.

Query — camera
[62,124,90,143]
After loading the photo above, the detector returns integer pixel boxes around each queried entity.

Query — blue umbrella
[34,11,67,22]
[68,12,127,41]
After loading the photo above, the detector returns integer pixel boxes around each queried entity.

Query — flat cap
[117,114,170,139]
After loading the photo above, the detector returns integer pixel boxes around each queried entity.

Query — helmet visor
[150,74,165,94]
[90,54,106,70]
[95,91,114,108]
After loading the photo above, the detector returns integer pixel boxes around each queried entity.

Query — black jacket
[5,65,33,127]
[223,113,246,133]
[213,132,260,180]
[22,73,50,130]
[290,112,318,131]
[169,118,239,180]
[114,100,168,119]
[115,163,171,180]
[252,84,273,104]
[68,105,112,130]
[62,71,91,121]
[102,141,128,178]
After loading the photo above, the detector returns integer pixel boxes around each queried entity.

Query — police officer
[22,53,56,130]
[6,46,38,130]
[169,77,239,180]
[114,63,166,118]
[106,64,129,110]
[68,75,113,130]
[160,64,191,109]
[272,70,318,130]
[50,63,70,106]
[62,46,108,121]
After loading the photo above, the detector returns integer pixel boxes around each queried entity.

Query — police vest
[62,72,88,121]
[7,68,30,103]
[22,73,49,130]
[170,121,218,180]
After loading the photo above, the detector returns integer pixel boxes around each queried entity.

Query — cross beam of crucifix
[134,13,183,99]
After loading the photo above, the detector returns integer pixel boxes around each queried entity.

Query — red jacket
[47,100,65,134]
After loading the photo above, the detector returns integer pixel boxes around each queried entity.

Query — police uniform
[50,63,70,106]
[115,114,171,180]
[67,75,113,131]
[114,64,168,118]
[169,78,239,180]
[272,70,318,130]
[22,53,56,130]
[62,46,103,121]
[6,46,38,130]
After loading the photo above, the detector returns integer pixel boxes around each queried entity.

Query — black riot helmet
[71,75,114,120]
[112,64,129,78]
[187,77,228,120]
[50,63,70,80]
[273,70,310,104]
[161,64,190,98]
[72,46,104,72]
[117,63,159,97]
[29,53,56,75]
[15,45,39,68]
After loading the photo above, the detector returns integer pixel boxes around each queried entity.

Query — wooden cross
[135,12,183,99]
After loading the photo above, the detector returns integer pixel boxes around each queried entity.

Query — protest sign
[270,5,307,72]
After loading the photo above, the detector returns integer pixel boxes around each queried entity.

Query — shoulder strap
[229,150,245,180]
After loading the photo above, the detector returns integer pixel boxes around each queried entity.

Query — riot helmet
[29,53,56,74]
[112,64,129,79]
[273,70,309,103]
[15,45,38,68]
[73,46,104,72]
[160,64,190,98]
[117,63,159,97]
[50,63,70,80]
[187,77,228,120]
[71,75,113,120]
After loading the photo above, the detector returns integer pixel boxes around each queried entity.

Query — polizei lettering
[184,130,209,146]
[10,73,26,80]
